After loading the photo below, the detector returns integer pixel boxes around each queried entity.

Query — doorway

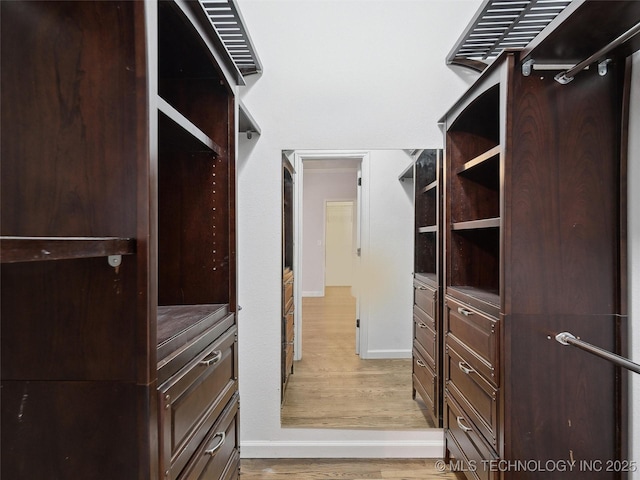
[325,201,355,289]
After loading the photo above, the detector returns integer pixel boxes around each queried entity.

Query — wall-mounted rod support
[554,21,640,84]
[555,332,640,374]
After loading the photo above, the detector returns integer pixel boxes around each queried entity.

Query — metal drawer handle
[199,350,222,367]
[416,359,427,368]
[457,307,473,316]
[418,321,428,329]
[456,416,472,432]
[458,361,475,375]
[204,432,226,457]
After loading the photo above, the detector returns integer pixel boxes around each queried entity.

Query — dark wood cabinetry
[440,2,636,473]
[410,149,443,427]
[282,157,296,400]
[1,1,240,479]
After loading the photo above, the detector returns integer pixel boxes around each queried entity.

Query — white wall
[302,170,357,296]
[362,150,415,358]
[629,50,639,480]
[236,0,486,458]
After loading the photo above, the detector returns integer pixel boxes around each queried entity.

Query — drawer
[159,327,238,479]
[445,296,498,386]
[446,346,498,448]
[179,395,239,480]
[413,347,436,418]
[159,313,236,385]
[283,272,294,315]
[414,281,437,319]
[414,315,436,366]
[284,310,294,344]
[446,394,498,480]
[414,303,435,331]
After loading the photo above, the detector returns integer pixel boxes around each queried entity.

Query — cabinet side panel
[503,313,620,475]
[0,1,139,238]
[1,257,138,381]
[506,61,624,315]
[1,381,147,479]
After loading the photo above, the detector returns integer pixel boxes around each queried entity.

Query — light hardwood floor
[240,458,460,479]
[281,287,434,429]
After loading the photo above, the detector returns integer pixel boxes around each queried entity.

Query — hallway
[281,287,433,429]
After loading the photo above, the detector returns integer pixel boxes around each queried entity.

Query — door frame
[293,150,370,360]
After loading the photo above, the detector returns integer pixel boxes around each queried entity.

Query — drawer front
[446,394,498,480]
[180,395,239,480]
[446,347,498,448]
[283,273,294,316]
[160,327,238,478]
[414,315,436,366]
[445,296,498,386]
[414,281,437,319]
[413,347,436,416]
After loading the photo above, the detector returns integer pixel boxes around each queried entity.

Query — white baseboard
[240,438,444,458]
[302,290,324,297]
[363,349,412,359]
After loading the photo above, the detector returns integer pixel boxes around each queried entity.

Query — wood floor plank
[240,458,460,479]
[281,287,434,429]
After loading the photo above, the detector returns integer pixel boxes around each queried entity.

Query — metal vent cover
[199,0,262,76]
[447,0,571,71]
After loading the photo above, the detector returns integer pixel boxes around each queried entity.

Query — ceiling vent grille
[447,0,571,71]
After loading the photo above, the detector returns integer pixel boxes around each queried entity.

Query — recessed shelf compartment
[1,236,135,263]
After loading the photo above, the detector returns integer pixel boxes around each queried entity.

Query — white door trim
[293,150,370,361]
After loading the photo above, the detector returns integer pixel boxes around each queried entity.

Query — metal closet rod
[554,21,640,84]
[555,332,640,375]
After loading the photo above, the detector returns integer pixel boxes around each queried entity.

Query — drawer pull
[456,416,472,432]
[418,321,428,329]
[416,285,427,291]
[204,432,226,457]
[416,359,427,368]
[199,350,222,367]
[457,306,473,316]
[458,361,475,375]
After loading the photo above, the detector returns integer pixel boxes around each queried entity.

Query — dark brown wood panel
[1,257,138,381]
[0,1,139,239]
[506,61,624,316]
[1,380,150,480]
[503,314,621,477]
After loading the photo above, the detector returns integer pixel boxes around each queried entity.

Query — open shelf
[420,180,438,195]
[1,236,135,263]
[457,145,500,175]
[451,218,500,230]
[158,97,223,156]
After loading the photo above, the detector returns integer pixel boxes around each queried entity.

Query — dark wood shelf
[1,236,135,263]
[415,272,438,287]
[158,96,223,157]
[447,285,500,318]
[157,303,230,357]
[451,217,500,230]
[457,145,500,175]
[418,226,438,233]
[419,180,438,195]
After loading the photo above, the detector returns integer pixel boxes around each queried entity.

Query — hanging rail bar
[555,332,640,374]
[554,21,640,84]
